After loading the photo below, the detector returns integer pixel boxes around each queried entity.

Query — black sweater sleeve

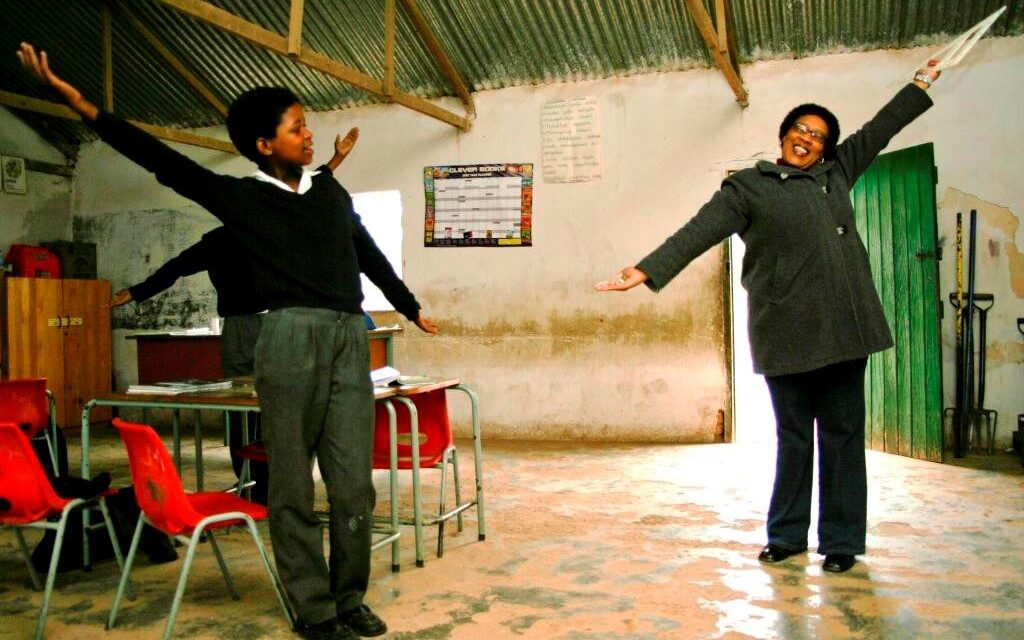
[127,237,212,303]
[350,211,421,320]
[89,111,236,216]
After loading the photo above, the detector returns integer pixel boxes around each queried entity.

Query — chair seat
[185,492,268,531]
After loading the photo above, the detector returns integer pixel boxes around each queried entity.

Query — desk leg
[455,384,485,541]
[81,401,95,569]
[173,410,182,478]
[384,400,400,572]
[193,409,204,492]
[394,397,424,567]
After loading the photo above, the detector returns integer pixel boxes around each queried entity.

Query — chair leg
[98,498,135,600]
[35,509,74,640]
[108,513,146,630]
[13,528,43,590]
[451,448,465,533]
[163,527,205,640]
[244,517,295,629]
[205,531,240,600]
[436,452,449,559]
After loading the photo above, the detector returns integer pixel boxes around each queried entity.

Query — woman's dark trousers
[764,358,868,556]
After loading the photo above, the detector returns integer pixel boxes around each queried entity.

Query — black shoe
[757,544,806,563]
[296,618,359,640]
[338,605,387,637]
[822,554,856,573]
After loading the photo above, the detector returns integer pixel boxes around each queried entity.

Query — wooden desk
[80,384,402,569]
[127,326,400,383]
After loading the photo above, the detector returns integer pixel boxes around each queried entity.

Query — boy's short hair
[227,87,301,164]
[778,103,841,161]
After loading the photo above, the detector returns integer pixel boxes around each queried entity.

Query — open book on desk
[127,379,234,395]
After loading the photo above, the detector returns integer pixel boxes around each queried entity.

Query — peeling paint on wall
[73,207,217,330]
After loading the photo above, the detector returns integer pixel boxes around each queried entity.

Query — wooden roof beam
[287,0,304,57]
[684,0,748,107]
[399,0,476,117]
[156,0,472,130]
[112,0,229,116]
[0,91,237,154]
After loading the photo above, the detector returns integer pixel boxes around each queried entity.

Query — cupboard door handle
[69,317,84,326]
[60,316,71,327]
[48,317,61,327]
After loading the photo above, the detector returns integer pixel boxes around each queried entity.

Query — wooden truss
[684,0,748,107]
[0,0,475,154]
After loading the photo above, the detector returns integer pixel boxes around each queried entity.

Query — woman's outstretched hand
[17,42,98,121]
[594,266,649,292]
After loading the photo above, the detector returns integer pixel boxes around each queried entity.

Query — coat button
[780,173,788,179]
[837,225,848,235]
[821,185,828,193]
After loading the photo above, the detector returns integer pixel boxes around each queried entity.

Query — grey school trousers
[254,307,375,624]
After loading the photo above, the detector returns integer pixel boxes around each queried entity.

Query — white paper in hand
[917,6,1006,71]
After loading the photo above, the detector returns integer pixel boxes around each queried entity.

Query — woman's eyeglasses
[792,122,828,144]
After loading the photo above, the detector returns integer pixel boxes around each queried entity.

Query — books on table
[126,379,233,395]
[371,366,401,387]
[370,367,434,388]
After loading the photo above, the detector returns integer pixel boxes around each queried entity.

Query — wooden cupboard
[1,276,112,427]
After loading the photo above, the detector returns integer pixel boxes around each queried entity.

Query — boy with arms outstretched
[19,42,437,640]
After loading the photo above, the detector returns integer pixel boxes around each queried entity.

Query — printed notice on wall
[541,97,602,183]
[424,164,533,247]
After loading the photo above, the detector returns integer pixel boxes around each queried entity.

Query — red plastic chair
[373,386,485,567]
[0,422,127,640]
[107,418,292,640]
[0,379,59,474]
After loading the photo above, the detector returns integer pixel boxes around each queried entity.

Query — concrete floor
[1,429,1022,640]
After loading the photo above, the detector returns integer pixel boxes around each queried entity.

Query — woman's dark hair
[226,87,301,164]
[778,103,840,160]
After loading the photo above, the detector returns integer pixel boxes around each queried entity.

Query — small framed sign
[2,156,27,194]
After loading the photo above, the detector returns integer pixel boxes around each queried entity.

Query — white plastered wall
[68,36,1023,445]
[0,110,73,247]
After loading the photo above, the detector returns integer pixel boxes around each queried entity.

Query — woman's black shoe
[757,544,806,563]
[822,554,856,573]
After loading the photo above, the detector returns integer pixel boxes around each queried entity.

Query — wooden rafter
[102,2,114,112]
[287,0,304,57]
[156,0,473,130]
[112,0,228,116]
[384,0,396,97]
[399,0,475,117]
[0,90,236,154]
[684,0,748,107]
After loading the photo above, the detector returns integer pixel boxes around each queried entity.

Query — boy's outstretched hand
[336,128,359,158]
[414,314,439,334]
[16,42,98,121]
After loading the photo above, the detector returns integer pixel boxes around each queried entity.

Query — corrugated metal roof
[2,0,1021,153]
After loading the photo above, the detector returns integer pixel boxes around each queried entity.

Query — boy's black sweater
[128,226,266,318]
[90,111,420,320]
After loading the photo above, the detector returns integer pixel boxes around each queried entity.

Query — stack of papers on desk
[127,379,233,395]
[371,366,401,387]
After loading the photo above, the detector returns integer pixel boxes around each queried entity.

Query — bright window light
[352,190,403,312]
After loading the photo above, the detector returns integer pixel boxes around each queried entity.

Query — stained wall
[62,37,1024,444]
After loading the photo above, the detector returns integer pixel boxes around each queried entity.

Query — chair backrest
[0,378,50,438]
[111,418,201,536]
[0,422,67,524]
[373,390,453,469]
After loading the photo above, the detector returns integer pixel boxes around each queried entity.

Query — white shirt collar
[250,167,322,194]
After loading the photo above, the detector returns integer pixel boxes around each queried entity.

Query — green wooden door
[851,143,943,461]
